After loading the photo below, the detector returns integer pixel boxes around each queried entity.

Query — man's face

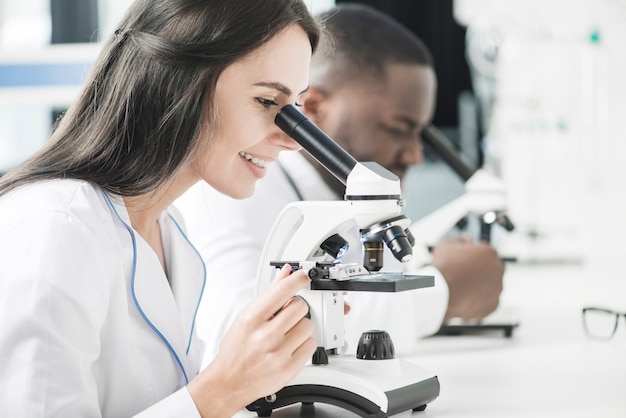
[315,63,436,185]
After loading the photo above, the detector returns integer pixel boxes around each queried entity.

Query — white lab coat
[0,180,205,417]
[176,151,449,365]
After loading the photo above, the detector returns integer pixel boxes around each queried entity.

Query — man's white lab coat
[176,151,449,365]
[0,180,205,417]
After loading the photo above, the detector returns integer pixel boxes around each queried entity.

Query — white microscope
[406,124,516,269]
[407,125,519,338]
[246,105,440,417]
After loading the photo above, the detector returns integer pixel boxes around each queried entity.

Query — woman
[0,0,321,416]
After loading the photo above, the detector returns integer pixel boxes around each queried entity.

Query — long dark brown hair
[0,0,321,197]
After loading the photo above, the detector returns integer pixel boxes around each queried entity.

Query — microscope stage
[310,273,434,293]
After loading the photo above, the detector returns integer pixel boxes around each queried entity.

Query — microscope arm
[255,200,357,351]
[409,193,482,249]
[408,125,513,261]
[256,200,356,293]
[406,169,510,268]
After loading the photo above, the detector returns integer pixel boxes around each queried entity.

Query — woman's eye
[256,97,278,109]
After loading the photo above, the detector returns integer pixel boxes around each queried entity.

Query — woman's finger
[275,263,293,280]
[281,317,316,356]
[255,265,311,321]
[269,295,311,336]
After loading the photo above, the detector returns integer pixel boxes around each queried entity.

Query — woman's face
[192,24,312,199]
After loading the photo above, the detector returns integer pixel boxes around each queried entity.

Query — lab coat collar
[103,192,206,383]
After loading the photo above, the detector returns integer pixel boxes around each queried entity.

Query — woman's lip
[242,155,268,179]
[239,151,274,168]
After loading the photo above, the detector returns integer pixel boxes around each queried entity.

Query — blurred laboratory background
[2,0,626,269]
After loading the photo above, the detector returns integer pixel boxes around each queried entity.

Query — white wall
[0,0,336,173]
[454,0,626,265]
[0,0,50,48]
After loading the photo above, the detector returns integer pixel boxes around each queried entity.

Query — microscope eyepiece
[275,105,357,185]
[422,124,476,182]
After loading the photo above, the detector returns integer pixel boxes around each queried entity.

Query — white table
[236,261,626,417]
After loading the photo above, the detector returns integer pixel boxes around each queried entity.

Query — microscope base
[246,355,440,417]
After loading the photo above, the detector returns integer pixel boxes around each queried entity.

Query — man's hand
[431,236,504,322]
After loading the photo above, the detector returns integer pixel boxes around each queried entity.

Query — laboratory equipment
[406,124,515,268]
[413,125,520,336]
[453,0,626,264]
[246,105,440,417]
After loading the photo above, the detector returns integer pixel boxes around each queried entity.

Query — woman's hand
[188,264,316,417]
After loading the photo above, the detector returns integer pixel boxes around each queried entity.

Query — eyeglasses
[582,307,626,340]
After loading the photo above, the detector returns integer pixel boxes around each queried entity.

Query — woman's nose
[273,127,302,151]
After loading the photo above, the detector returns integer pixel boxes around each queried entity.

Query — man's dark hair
[312,3,434,90]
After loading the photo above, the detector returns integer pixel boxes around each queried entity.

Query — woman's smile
[239,151,272,179]
[239,151,271,168]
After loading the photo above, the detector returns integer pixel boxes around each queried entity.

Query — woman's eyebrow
[254,81,309,96]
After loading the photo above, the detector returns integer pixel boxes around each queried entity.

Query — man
[176,3,504,363]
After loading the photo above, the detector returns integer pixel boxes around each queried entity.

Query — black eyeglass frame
[582,306,626,340]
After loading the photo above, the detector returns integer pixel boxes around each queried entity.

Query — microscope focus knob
[356,330,395,360]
